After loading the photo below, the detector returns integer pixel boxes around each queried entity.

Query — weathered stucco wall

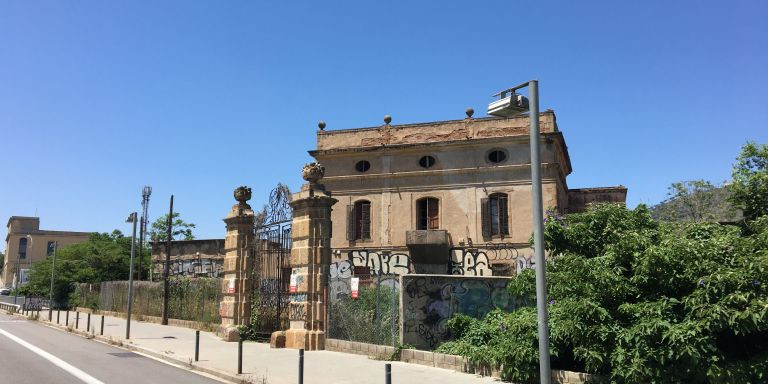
[400,274,521,350]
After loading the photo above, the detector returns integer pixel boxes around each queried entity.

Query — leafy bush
[438,203,768,383]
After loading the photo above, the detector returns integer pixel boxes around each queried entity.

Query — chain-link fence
[328,265,400,346]
[71,277,221,324]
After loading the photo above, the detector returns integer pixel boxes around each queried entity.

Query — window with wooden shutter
[354,200,371,240]
[481,197,491,239]
[489,193,510,238]
[346,204,355,240]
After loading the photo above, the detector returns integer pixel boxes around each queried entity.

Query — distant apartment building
[1,216,92,288]
[310,110,626,275]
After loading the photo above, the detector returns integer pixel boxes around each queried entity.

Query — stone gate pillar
[273,163,337,350]
[219,186,255,341]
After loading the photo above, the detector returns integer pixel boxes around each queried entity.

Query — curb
[5,310,251,384]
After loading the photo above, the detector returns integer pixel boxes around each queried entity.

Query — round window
[419,155,436,168]
[355,160,371,172]
[488,150,507,164]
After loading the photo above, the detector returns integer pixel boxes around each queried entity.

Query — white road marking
[0,327,105,384]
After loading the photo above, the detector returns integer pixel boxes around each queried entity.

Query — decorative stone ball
[234,186,252,203]
[466,107,474,118]
[384,115,392,124]
[302,162,325,183]
[318,120,326,130]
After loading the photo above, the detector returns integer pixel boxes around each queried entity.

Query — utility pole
[126,212,138,339]
[162,195,173,325]
[48,241,57,321]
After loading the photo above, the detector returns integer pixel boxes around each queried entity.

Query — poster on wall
[289,273,298,293]
[351,277,359,299]
[19,269,30,285]
[227,277,235,293]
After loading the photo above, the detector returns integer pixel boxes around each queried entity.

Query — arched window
[417,197,439,230]
[18,237,27,259]
[347,200,371,240]
[482,193,509,238]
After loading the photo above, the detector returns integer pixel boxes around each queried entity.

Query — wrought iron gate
[250,184,292,338]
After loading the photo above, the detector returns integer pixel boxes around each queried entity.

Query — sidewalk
[31,309,498,384]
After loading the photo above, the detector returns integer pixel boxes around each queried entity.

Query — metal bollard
[385,363,392,384]
[57,310,60,324]
[299,349,304,384]
[87,313,91,331]
[195,330,200,362]
[75,311,79,329]
[66,310,70,326]
[237,339,243,374]
[100,315,105,335]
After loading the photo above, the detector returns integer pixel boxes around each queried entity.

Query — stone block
[219,326,240,342]
[270,332,286,348]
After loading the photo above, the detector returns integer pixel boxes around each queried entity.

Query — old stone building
[1,216,92,288]
[150,239,225,279]
[310,110,626,275]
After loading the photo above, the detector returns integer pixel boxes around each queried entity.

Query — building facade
[1,216,92,288]
[311,111,626,276]
[150,239,225,279]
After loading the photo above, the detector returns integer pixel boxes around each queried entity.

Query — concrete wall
[400,274,519,350]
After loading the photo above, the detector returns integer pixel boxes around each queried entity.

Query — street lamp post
[48,241,58,321]
[126,212,138,339]
[488,80,551,384]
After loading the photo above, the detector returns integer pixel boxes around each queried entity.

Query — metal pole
[237,339,243,374]
[195,330,200,361]
[48,241,57,321]
[76,311,80,329]
[101,315,105,335]
[127,212,138,339]
[87,312,91,332]
[385,363,392,384]
[13,249,21,305]
[529,80,551,384]
[57,309,60,324]
[138,215,145,281]
[298,349,304,384]
[66,310,69,326]
[162,195,173,325]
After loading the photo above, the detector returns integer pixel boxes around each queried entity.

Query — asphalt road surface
[0,312,224,384]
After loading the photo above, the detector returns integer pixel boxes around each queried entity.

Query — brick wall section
[325,338,395,359]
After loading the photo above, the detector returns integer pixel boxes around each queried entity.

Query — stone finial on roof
[318,120,326,130]
[384,115,392,125]
[466,107,474,118]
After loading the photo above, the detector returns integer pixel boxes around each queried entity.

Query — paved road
[0,295,24,305]
[0,312,224,384]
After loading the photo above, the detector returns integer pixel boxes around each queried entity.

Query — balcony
[405,230,450,264]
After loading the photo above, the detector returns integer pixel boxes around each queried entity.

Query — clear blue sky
[1,1,766,250]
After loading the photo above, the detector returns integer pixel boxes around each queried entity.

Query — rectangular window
[482,194,509,238]
[18,238,27,259]
[417,198,439,230]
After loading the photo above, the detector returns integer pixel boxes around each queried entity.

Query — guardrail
[0,302,21,314]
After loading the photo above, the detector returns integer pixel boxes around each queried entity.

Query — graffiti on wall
[448,248,492,276]
[329,250,412,300]
[401,274,522,350]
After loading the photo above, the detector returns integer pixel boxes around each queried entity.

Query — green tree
[21,231,141,307]
[651,180,740,223]
[728,141,768,221]
[439,204,768,383]
[149,212,196,242]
